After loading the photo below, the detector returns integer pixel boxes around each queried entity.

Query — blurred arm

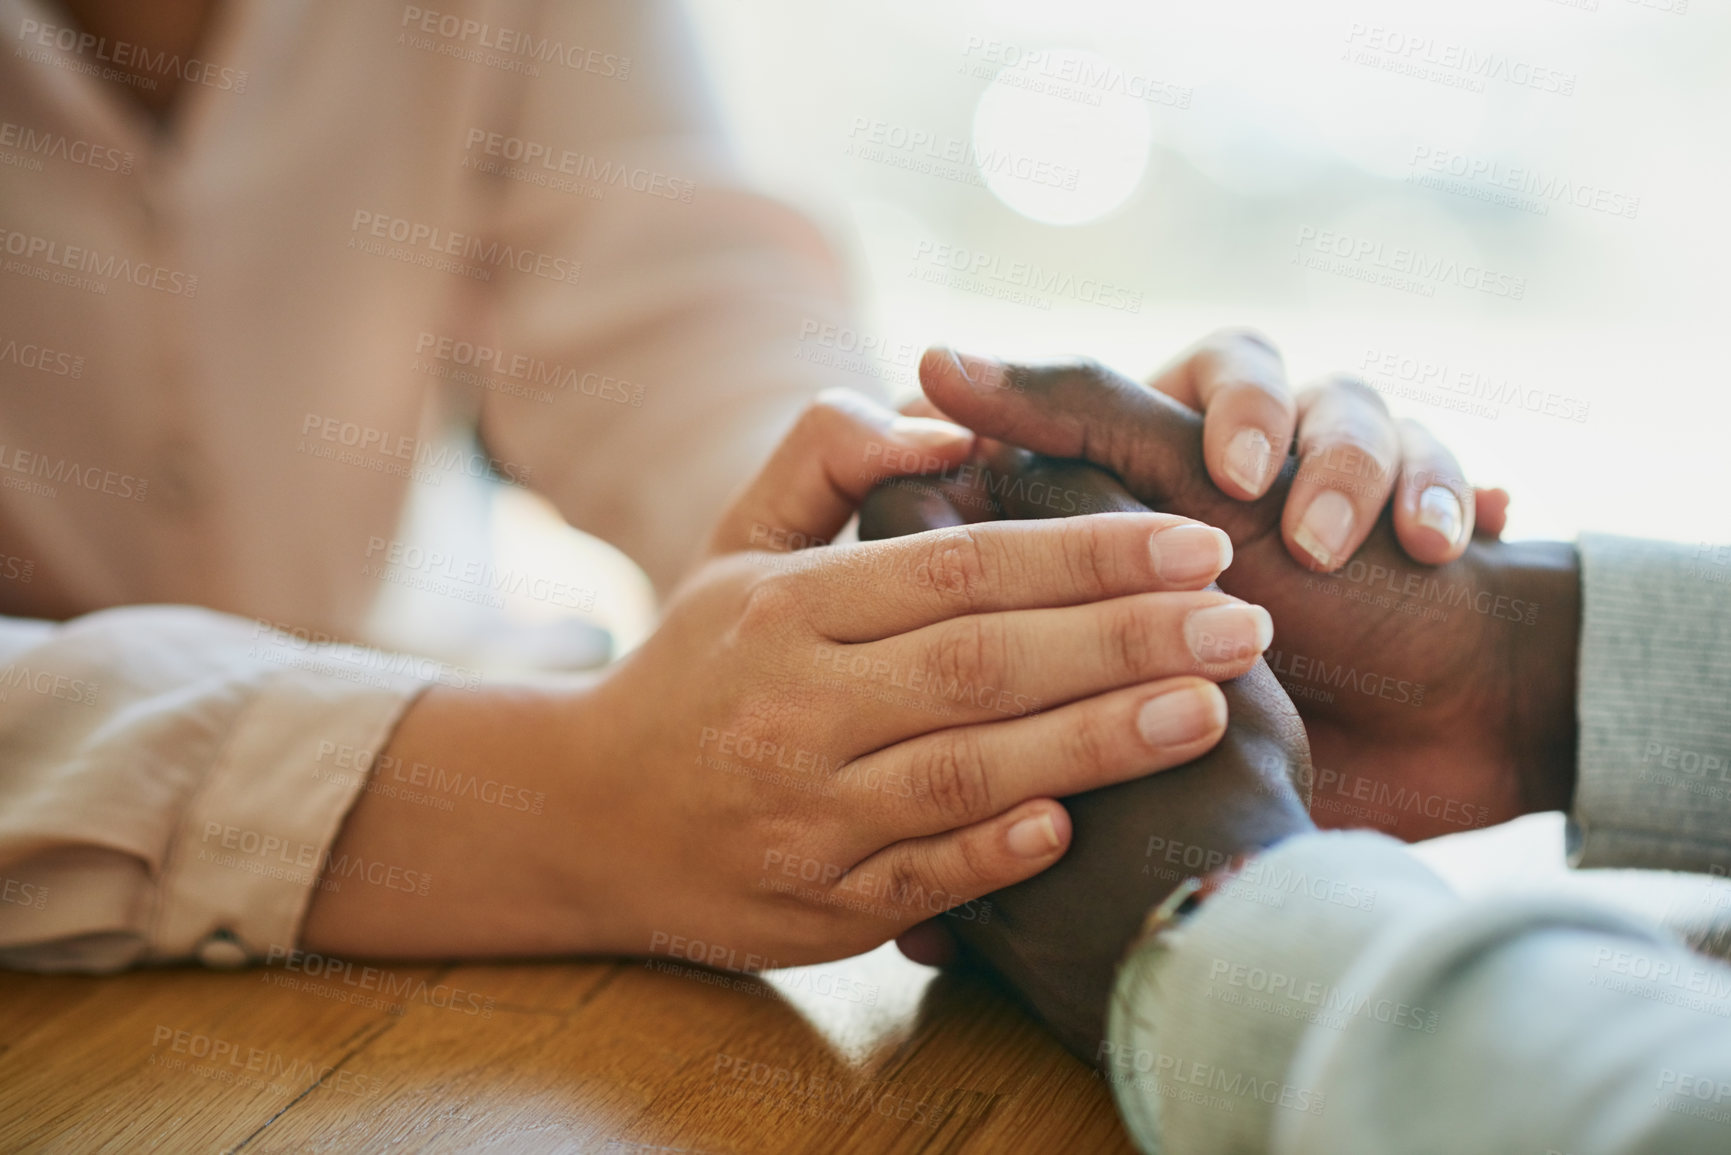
[1111,831,1731,1155]
[474,0,875,595]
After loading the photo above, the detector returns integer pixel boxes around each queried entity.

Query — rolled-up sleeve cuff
[1568,533,1731,873]
[1104,832,1454,1155]
[151,667,427,967]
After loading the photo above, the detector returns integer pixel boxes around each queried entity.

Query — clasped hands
[307,331,1579,1065]
[852,332,1582,1061]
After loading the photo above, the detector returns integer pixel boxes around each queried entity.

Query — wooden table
[0,944,1134,1153]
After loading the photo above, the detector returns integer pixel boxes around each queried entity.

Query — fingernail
[1149,524,1233,583]
[1293,489,1356,569]
[1184,602,1274,664]
[1415,485,1463,547]
[946,349,1006,393]
[1137,683,1227,748]
[888,415,973,452]
[1006,811,1062,858]
[1224,428,1275,495]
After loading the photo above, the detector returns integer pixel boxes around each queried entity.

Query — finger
[844,677,1228,845]
[1474,487,1510,539]
[857,474,979,540]
[895,920,958,967]
[1391,420,1475,565]
[839,591,1267,745]
[898,396,951,422]
[706,388,975,557]
[842,798,1072,931]
[794,511,1234,641]
[1148,329,1296,500]
[1283,375,1401,572]
[916,348,1252,537]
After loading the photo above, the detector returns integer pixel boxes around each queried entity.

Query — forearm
[300,680,606,960]
[1109,830,1731,1155]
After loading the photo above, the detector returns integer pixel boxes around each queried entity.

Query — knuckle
[1066,708,1121,775]
[1317,372,1392,417]
[735,571,804,639]
[1056,517,1114,600]
[945,834,994,901]
[883,854,931,920]
[930,613,1003,694]
[924,525,993,607]
[1105,598,1166,679]
[798,389,870,441]
[919,730,995,826]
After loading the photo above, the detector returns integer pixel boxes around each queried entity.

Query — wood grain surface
[0,944,1134,1154]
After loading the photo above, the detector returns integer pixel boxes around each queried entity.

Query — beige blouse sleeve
[0,607,426,972]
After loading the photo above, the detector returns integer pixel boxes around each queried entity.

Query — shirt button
[197,934,249,969]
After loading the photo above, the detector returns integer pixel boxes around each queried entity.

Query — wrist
[1494,541,1582,815]
[301,678,605,959]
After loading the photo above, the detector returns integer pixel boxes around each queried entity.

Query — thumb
[706,388,976,557]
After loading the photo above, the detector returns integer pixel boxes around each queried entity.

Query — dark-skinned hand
[910,340,1581,844]
[860,455,1316,1063]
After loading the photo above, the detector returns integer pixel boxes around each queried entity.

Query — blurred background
[374,0,1729,661]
